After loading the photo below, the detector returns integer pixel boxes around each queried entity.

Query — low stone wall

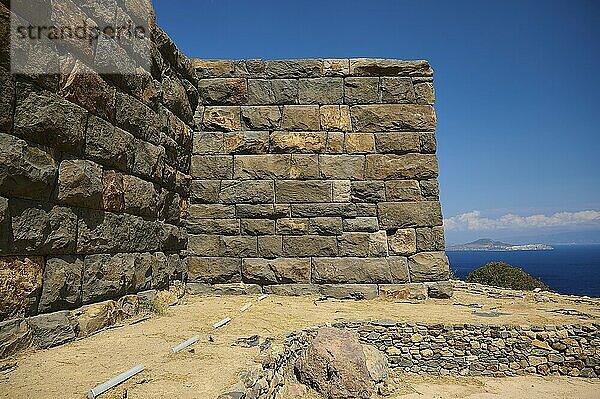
[0,3,194,328]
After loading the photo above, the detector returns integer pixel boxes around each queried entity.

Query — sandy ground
[1,288,599,399]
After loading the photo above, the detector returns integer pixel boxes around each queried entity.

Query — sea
[447,244,600,298]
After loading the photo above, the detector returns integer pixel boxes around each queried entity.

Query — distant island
[447,238,554,251]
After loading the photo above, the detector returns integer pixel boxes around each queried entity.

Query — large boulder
[295,327,375,399]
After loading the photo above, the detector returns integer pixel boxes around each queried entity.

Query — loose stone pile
[188,58,449,290]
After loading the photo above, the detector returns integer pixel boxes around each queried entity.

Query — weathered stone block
[356,203,378,217]
[408,252,450,282]
[290,154,320,179]
[0,318,32,358]
[86,115,134,171]
[389,256,410,283]
[198,78,248,105]
[220,180,274,203]
[241,106,282,130]
[11,201,77,254]
[188,204,236,219]
[385,180,421,201]
[241,219,275,235]
[319,284,378,299]
[426,281,453,298]
[276,180,332,202]
[388,228,417,255]
[77,210,129,253]
[190,180,220,203]
[27,311,76,349]
[121,174,158,217]
[132,139,165,182]
[236,204,289,219]
[276,218,309,235]
[247,79,298,104]
[419,132,437,153]
[365,154,438,180]
[323,59,350,76]
[14,83,87,154]
[0,133,57,202]
[337,231,388,257]
[39,256,83,312]
[82,253,138,303]
[416,227,445,251]
[420,179,440,200]
[319,155,365,180]
[309,217,343,235]
[193,132,223,154]
[379,283,426,300]
[265,59,322,78]
[242,258,310,284]
[258,235,283,258]
[298,78,344,104]
[414,82,435,104]
[220,236,257,257]
[281,106,320,131]
[350,105,436,132]
[57,160,103,208]
[191,155,233,179]
[345,133,375,153]
[71,300,124,338]
[283,235,338,257]
[185,218,240,235]
[343,217,379,232]
[194,59,235,78]
[332,180,351,202]
[349,59,433,77]
[271,131,326,153]
[234,154,291,179]
[326,132,345,153]
[291,203,357,218]
[188,234,221,256]
[223,131,270,154]
[374,132,421,154]
[351,181,385,202]
[379,77,415,103]
[0,256,43,320]
[344,77,379,104]
[162,76,194,124]
[115,92,161,144]
[263,284,319,296]
[187,257,241,283]
[378,201,442,229]
[202,106,242,131]
[312,257,392,284]
[320,105,351,131]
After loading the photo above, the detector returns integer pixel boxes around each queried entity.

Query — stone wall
[188,58,449,291]
[0,2,195,329]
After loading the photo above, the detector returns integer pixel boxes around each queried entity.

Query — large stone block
[276,180,332,203]
[194,59,235,78]
[323,59,350,76]
[298,78,344,104]
[115,92,161,144]
[282,235,338,257]
[276,218,309,235]
[265,59,322,78]
[319,105,351,131]
[337,231,388,257]
[193,132,223,154]
[420,179,440,200]
[385,180,421,201]
[342,217,379,232]
[350,104,436,132]
[365,154,438,180]
[191,155,233,179]
[309,217,343,235]
[187,257,241,283]
[351,181,385,202]
[247,79,298,105]
[258,235,284,258]
[374,132,421,154]
[345,133,375,153]
[379,77,415,103]
[185,218,240,235]
[344,77,379,104]
[27,311,77,349]
[188,204,236,219]
[312,257,392,284]
[408,251,450,282]
[188,234,221,256]
[236,204,289,219]
[220,180,274,203]
[222,131,269,154]
[219,235,258,257]
[240,219,275,235]
[190,180,220,203]
[71,300,124,338]
[122,174,159,217]
[0,318,32,358]
[242,258,310,284]
[388,228,417,256]
[132,139,165,182]
[102,170,124,212]
[85,115,134,171]
[263,284,319,296]
[241,106,282,130]
[414,81,435,105]
[14,83,87,154]
[82,253,140,303]
[319,155,365,180]
[0,256,43,320]
[57,160,103,208]
[202,106,242,131]
[378,201,442,229]
[290,154,320,179]
[59,57,116,122]
[77,210,128,253]
[162,75,194,124]
[234,154,291,179]
[271,131,326,153]
[349,59,433,77]
[281,106,320,131]
[38,256,83,313]
[291,203,358,218]
[319,284,378,300]
[11,201,78,254]
[416,226,445,251]
[0,133,57,201]
[198,78,248,105]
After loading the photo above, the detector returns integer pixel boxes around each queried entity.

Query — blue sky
[154,0,600,244]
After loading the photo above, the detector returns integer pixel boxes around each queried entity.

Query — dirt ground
[1,287,599,399]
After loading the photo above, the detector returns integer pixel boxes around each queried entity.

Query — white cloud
[443,210,600,231]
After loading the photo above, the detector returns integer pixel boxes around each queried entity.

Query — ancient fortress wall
[188,58,450,294]
[0,2,194,333]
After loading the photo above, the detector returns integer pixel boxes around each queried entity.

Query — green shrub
[464,262,549,291]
